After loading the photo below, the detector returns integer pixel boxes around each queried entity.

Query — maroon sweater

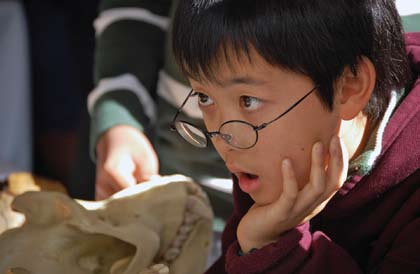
[205,32,420,274]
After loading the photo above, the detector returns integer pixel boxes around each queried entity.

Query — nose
[211,130,239,162]
[213,137,236,163]
[208,132,234,150]
[205,104,238,148]
[219,133,233,144]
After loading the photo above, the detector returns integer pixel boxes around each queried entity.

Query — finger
[95,186,105,200]
[282,159,299,202]
[302,137,348,219]
[103,155,137,188]
[95,182,114,200]
[292,142,326,215]
[132,144,159,183]
[270,158,298,219]
[133,156,159,183]
[95,166,131,201]
[309,141,327,194]
[95,163,114,200]
[326,136,348,195]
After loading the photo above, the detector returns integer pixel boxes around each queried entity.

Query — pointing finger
[271,159,298,219]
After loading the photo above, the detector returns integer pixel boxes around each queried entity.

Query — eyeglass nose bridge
[206,131,233,144]
[205,119,261,149]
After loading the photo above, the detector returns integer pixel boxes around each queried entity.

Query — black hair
[172,0,411,121]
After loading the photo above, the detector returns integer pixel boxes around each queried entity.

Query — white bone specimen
[0,175,214,274]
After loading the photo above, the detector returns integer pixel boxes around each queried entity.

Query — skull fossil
[0,175,214,274]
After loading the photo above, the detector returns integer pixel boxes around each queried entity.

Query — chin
[256,185,285,205]
[251,194,275,207]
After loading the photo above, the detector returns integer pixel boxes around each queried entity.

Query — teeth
[184,213,200,224]
[110,256,132,274]
[179,225,192,235]
[175,233,189,242]
[160,184,213,265]
[159,180,214,267]
[172,237,184,248]
[163,247,180,261]
[142,264,169,274]
[150,264,167,270]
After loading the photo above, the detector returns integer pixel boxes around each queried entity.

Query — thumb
[114,154,138,187]
[132,150,159,182]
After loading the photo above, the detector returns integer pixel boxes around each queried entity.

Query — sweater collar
[347,89,404,178]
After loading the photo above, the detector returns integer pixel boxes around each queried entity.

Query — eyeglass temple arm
[256,85,319,130]
[170,89,196,130]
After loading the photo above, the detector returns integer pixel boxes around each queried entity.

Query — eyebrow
[220,76,267,87]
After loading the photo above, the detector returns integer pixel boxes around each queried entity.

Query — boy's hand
[237,136,348,253]
[95,125,159,200]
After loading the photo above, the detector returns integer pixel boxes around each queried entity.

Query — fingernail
[315,141,324,157]
[282,158,291,169]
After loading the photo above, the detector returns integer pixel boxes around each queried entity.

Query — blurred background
[0,0,99,199]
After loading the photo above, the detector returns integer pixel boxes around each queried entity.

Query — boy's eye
[241,96,262,110]
[196,92,214,106]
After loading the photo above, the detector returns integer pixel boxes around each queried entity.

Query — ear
[336,56,376,120]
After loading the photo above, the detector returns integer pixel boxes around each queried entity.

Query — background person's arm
[88,0,172,199]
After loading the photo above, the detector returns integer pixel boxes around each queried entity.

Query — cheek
[259,135,310,195]
[257,109,339,190]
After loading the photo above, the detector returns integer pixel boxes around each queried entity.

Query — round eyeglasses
[170,86,318,149]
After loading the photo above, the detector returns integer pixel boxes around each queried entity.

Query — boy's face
[189,50,341,206]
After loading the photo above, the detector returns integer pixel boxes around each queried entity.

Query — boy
[171,0,420,273]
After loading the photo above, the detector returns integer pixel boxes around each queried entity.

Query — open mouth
[234,172,259,180]
[244,172,258,179]
[236,172,261,194]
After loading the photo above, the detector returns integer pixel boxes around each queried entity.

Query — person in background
[89,0,232,220]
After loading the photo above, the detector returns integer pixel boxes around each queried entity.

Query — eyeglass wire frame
[170,85,319,149]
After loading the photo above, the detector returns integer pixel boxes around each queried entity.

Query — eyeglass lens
[218,121,256,148]
[174,120,257,149]
[174,122,208,147]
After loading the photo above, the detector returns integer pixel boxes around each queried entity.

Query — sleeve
[224,222,362,274]
[222,202,420,274]
[374,183,420,274]
[88,0,172,160]
[209,179,363,274]
[377,218,420,274]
